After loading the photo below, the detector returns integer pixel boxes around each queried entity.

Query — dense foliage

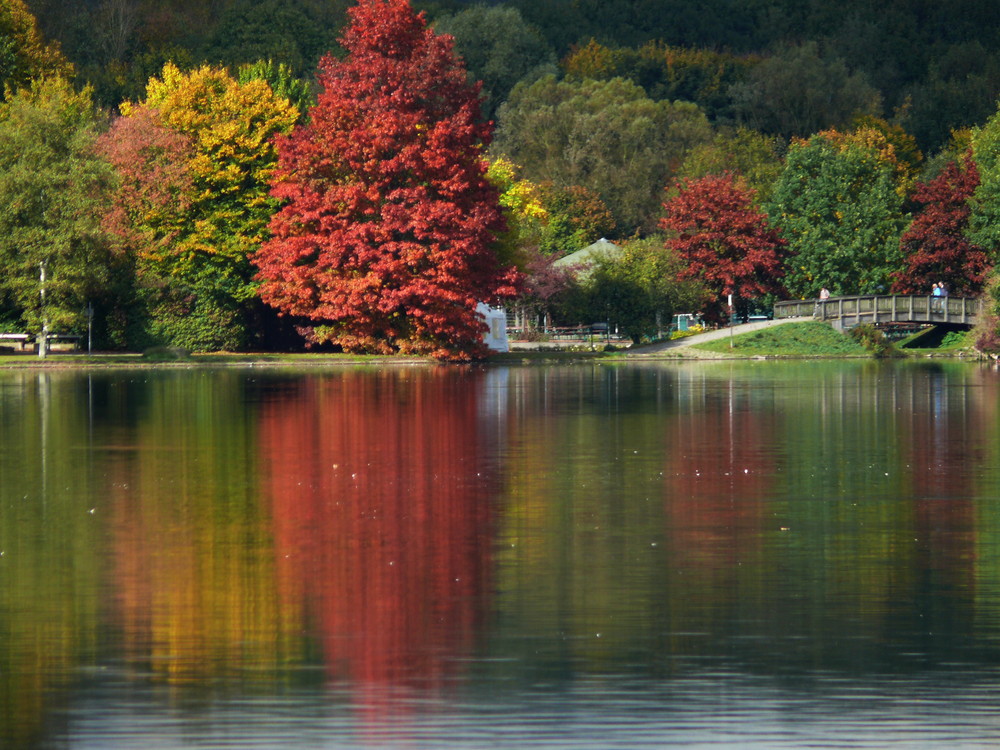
[493,75,712,235]
[583,238,701,344]
[100,63,298,349]
[6,0,1000,354]
[0,0,71,96]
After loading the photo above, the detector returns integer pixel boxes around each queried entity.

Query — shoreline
[0,347,980,370]
[0,319,991,370]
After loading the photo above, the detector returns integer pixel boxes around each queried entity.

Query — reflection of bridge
[774,295,983,331]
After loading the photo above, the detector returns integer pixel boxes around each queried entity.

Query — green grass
[692,321,869,356]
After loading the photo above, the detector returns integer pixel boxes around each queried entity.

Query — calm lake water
[3,360,1000,748]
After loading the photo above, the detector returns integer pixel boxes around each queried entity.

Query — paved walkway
[628,317,802,354]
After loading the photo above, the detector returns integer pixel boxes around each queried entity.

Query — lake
[3,360,1000,748]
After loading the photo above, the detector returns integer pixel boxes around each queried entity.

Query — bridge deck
[774,295,982,330]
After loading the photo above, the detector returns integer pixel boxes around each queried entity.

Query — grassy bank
[690,321,985,359]
[690,321,869,356]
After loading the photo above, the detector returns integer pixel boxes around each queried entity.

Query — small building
[477,303,509,352]
[551,238,621,275]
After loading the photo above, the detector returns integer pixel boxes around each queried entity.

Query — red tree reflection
[260,370,498,695]
[663,401,779,568]
[900,370,981,613]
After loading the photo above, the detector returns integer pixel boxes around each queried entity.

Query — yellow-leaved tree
[104,62,299,350]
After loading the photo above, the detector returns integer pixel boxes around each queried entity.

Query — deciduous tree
[729,41,881,139]
[433,5,556,123]
[574,238,703,344]
[662,173,786,323]
[969,102,1000,257]
[205,0,337,77]
[536,182,616,257]
[493,75,713,235]
[255,0,519,360]
[111,63,299,350]
[0,0,72,96]
[95,106,195,347]
[0,78,117,341]
[563,39,753,120]
[677,126,785,204]
[892,154,988,296]
[486,156,547,269]
[766,133,907,298]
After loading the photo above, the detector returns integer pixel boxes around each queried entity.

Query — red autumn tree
[660,173,787,323]
[254,0,519,360]
[891,153,989,296]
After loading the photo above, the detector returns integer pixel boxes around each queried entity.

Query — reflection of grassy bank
[0,351,428,369]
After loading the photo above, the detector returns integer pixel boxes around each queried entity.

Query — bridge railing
[774,294,982,328]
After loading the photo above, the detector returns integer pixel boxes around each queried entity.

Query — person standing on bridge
[815,287,830,318]
[931,282,942,312]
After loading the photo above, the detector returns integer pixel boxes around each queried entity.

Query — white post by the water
[38,261,47,359]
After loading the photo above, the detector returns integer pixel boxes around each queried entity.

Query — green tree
[572,238,703,344]
[968,103,1000,257]
[0,78,117,342]
[677,126,785,204]
[729,41,881,139]
[433,4,556,123]
[493,75,713,235]
[204,0,341,77]
[766,133,907,298]
[0,0,72,96]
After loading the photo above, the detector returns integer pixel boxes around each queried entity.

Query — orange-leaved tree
[254,0,519,360]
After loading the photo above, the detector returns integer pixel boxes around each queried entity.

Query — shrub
[848,323,899,357]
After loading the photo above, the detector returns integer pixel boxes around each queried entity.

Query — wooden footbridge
[773,294,983,331]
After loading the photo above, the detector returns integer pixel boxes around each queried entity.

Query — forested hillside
[24,0,1000,152]
[6,0,1000,357]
